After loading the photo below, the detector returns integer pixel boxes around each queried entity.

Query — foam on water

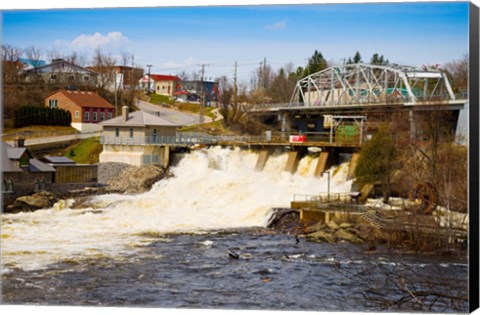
[1,146,353,271]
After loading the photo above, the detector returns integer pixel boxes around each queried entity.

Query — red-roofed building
[138,74,181,96]
[45,89,116,132]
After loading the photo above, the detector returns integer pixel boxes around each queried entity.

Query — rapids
[1,147,353,272]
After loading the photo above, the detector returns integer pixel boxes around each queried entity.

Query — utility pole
[263,57,267,89]
[233,61,238,107]
[199,64,206,124]
[114,70,118,116]
[146,64,152,94]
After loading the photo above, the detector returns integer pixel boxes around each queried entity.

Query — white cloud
[161,57,199,70]
[72,31,129,49]
[55,31,130,52]
[265,20,287,31]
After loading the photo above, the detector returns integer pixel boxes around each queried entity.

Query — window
[69,75,75,82]
[3,179,14,192]
[115,128,119,137]
[34,178,46,192]
[48,99,58,108]
[93,112,97,122]
[84,76,90,82]
[107,112,112,120]
[100,112,105,121]
[129,128,134,138]
[50,74,57,80]
[84,112,90,121]
[75,111,79,118]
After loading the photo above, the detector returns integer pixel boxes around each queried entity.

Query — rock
[107,165,172,194]
[326,220,340,230]
[7,191,57,213]
[334,229,364,244]
[340,222,353,228]
[306,230,337,243]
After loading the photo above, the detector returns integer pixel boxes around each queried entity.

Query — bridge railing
[100,130,363,147]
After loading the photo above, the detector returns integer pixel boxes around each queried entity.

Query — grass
[2,125,78,141]
[176,103,216,119]
[64,137,103,164]
[149,94,175,106]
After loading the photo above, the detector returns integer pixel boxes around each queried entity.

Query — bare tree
[444,54,468,93]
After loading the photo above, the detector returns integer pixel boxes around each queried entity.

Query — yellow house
[138,74,181,96]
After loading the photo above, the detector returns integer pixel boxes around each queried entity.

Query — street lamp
[322,170,331,202]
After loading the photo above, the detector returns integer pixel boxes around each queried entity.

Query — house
[19,58,47,71]
[2,141,56,205]
[23,58,98,88]
[86,65,144,92]
[99,106,178,166]
[180,80,219,104]
[138,74,181,96]
[45,89,116,133]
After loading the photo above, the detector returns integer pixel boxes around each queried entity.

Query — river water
[0,147,468,312]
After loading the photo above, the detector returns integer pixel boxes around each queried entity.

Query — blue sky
[1,1,470,83]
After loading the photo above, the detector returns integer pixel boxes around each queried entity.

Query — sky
[0,0,471,84]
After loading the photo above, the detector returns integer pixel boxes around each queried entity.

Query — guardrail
[4,132,101,146]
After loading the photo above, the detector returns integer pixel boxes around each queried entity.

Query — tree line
[13,105,71,128]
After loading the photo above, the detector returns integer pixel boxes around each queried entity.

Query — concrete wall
[100,144,170,167]
[71,122,103,133]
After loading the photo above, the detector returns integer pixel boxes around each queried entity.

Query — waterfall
[1,146,353,272]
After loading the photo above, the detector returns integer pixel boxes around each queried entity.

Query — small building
[86,65,144,92]
[23,58,98,88]
[2,141,56,206]
[99,106,178,166]
[45,89,116,133]
[180,80,219,104]
[138,74,181,96]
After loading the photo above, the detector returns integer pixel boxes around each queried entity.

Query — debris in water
[227,249,239,259]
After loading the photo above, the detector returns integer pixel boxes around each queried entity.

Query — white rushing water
[1,147,353,272]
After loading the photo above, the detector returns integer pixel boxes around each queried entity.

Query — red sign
[289,135,307,143]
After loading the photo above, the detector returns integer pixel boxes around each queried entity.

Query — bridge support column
[314,150,337,177]
[409,110,416,142]
[347,153,360,180]
[255,149,271,171]
[280,112,289,132]
[285,150,302,174]
[159,145,170,168]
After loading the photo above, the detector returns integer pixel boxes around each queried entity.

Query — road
[137,100,212,126]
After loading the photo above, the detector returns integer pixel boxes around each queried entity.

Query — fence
[100,130,363,147]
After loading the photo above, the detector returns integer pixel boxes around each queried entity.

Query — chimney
[14,138,25,148]
[122,106,129,122]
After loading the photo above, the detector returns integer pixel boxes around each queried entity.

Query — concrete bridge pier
[313,149,338,177]
[285,147,307,174]
[255,149,271,171]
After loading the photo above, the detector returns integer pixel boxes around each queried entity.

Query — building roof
[43,156,76,165]
[25,59,97,75]
[46,89,115,109]
[101,110,178,127]
[29,159,56,173]
[146,74,181,82]
[6,147,28,160]
[1,143,22,173]
[19,58,47,69]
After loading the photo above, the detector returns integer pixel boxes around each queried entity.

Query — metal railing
[100,130,363,147]
[4,132,101,146]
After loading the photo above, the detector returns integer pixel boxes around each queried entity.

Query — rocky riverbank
[5,163,172,213]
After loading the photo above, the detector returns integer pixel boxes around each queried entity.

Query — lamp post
[146,64,152,94]
[322,170,331,202]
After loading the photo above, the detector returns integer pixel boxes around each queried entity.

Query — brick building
[45,89,116,133]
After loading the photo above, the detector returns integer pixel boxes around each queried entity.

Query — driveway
[137,100,212,126]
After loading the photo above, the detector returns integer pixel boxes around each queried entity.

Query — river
[0,147,468,312]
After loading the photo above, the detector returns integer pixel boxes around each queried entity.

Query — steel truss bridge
[252,63,466,111]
